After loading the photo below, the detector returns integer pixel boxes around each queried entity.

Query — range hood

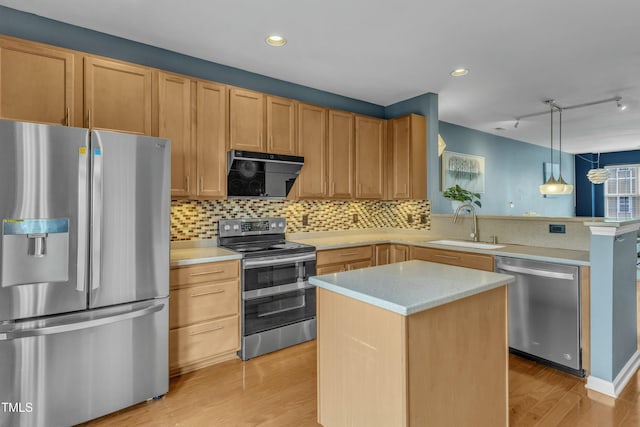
[227,150,304,199]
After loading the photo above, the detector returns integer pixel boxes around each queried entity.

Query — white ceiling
[2,0,639,154]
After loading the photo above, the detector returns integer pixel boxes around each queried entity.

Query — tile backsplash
[171,199,431,241]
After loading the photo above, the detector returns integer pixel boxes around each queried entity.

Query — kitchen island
[310,260,515,427]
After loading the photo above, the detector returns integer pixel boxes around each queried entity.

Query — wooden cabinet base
[317,286,508,427]
[169,349,238,377]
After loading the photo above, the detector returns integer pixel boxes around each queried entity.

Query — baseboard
[585,350,640,397]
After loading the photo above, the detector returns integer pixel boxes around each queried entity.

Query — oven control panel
[218,217,286,237]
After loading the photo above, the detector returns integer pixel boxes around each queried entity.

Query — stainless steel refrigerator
[0,119,170,427]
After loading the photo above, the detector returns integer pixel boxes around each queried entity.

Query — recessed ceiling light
[265,35,287,47]
[450,68,469,77]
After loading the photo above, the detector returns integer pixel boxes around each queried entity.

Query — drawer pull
[190,325,224,336]
[189,270,224,276]
[190,289,225,297]
[434,254,461,260]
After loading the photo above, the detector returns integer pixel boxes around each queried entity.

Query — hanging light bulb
[587,153,609,184]
[539,102,573,195]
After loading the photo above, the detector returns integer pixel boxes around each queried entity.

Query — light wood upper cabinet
[159,72,192,197]
[229,87,264,151]
[328,110,354,198]
[296,103,327,198]
[84,56,153,135]
[159,72,227,199]
[0,37,77,126]
[196,81,227,198]
[266,95,297,155]
[388,114,427,199]
[355,115,386,199]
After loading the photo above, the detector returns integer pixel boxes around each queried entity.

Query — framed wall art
[441,151,485,193]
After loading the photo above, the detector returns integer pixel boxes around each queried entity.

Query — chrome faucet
[453,203,479,242]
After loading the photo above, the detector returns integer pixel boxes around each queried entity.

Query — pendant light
[555,108,574,194]
[587,153,609,184]
[539,103,573,195]
[540,103,561,194]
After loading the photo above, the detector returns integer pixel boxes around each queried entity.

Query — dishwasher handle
[496,263,575,280]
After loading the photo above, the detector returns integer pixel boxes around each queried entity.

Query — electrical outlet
[407,214,413,223]
[421,214,427,224]
[352,213,359,223]
[302,214,309,226]
[549,224,566,234]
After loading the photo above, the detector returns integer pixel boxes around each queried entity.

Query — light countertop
[170,242,241,267]
[288,232,590,266]
[310,260,515,315]
[170,230,591,267]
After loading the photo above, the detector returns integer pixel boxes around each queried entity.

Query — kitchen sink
[428,240,506,250]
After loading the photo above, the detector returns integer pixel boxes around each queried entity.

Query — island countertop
[309,259,515,316]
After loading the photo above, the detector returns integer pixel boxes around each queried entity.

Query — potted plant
[443,185,482,211]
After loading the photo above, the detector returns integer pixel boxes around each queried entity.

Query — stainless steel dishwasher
[495,256,582,376]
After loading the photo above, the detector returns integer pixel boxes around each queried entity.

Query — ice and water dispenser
[2,218,69,286]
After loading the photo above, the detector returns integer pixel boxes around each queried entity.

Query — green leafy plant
[443,184,482,208]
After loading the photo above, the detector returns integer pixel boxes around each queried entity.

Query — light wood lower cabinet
[376,243,411,266]
[391,244,410,263]
[316,245,373,274]
[375,244,391,266]
[410,246,494,271]
[169,259,240,376]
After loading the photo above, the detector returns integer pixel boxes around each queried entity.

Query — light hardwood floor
[82,341,640,427]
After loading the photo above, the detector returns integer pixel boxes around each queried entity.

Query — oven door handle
[243,281,315,300]
[243,252,316,269]
[257,296,306,318]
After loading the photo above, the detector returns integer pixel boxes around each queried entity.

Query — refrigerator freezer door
[0,298,169,427]
[0,120,89,322]
[89,131,170,308]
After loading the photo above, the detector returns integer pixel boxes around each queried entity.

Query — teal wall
[0,6,384,118]
[589,229,638,382]
[436,122,575,216]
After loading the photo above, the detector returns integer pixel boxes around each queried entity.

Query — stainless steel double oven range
[218,218,316,360]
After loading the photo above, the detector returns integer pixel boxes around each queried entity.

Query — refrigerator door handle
[76,142,89,292]
[91,136,104,290]
[0,301,164,340]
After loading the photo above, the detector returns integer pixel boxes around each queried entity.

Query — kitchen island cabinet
[311,260,513,427]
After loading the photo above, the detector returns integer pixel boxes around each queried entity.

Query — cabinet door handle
[434,254,461,261]
[189,270,224,276]
[200,176,204,193]
[65,108,70,126]
[186,175,190,193]
[189,325,224,336]
[87,109,92,129]
[190,289,225,297]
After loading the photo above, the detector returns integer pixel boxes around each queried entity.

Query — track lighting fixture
[515,96,625,127]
